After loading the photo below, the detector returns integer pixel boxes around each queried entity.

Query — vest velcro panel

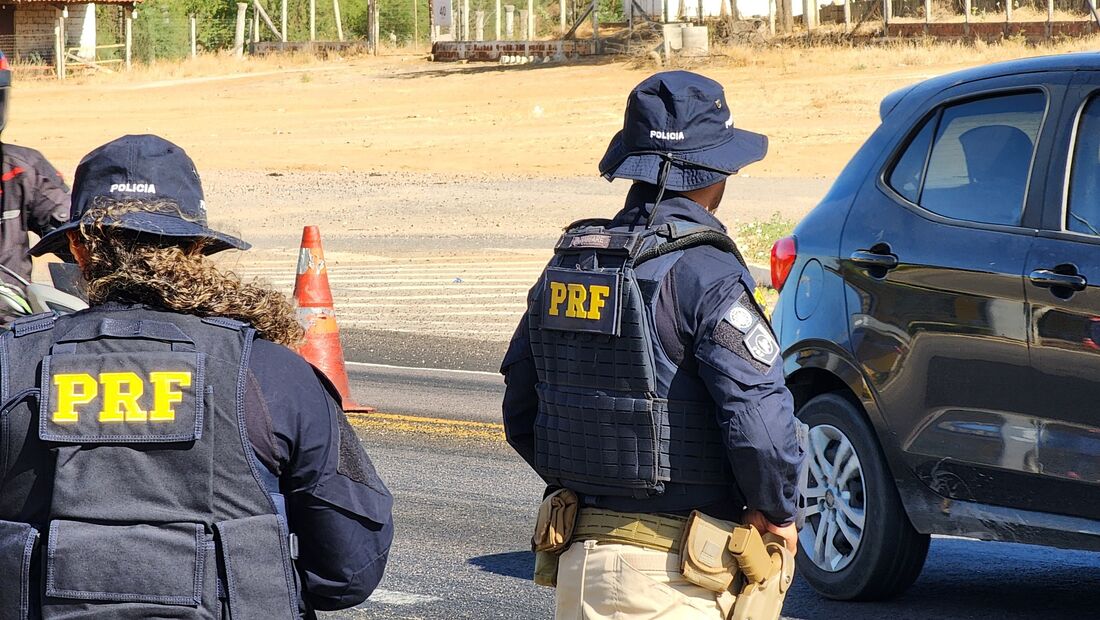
[534,384,668,497]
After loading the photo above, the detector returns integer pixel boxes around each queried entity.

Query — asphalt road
[324,420,1100,620]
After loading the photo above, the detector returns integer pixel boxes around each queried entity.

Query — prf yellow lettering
[53,374,98,423]
[587,285,610,320]
[149,372,192,422]
[566,284,588,318]
[547,281,613,321]
[51,371,192,424]
[548,282,568,316]
[99,372,146,422]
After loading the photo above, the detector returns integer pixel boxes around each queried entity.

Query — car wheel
[795,392,930,601]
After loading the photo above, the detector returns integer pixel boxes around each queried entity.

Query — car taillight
[771,236,797,292]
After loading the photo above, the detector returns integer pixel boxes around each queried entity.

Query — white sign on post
[433,0,453,27]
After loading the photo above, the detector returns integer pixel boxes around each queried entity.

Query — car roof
[881,52,1100,119]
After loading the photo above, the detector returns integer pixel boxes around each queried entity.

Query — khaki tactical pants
[554,540,734,620]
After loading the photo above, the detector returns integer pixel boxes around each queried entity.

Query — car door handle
[1028,269,1087,291]
[850,251,899,270]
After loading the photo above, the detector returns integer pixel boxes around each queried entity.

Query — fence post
[505,4,515,37]
[125,6,134,68]
[1046,0,1053,38]
[780,0,793,32]
[923,0,930,33]
[590,0,598,51]
[843,0,850,31]
[496,0,502,38]
[372,0,380,53]
[802,0,814,29]
[464,0,471,39]
[335,0,345,40]
[54,13,62,79]
[527,0,534,38]
[281,0,288,41]
[963,0,970,36]
[234,2,248,57]
[768,0,776,34]
[882,0,891,31]
[309,0,316,41]
[560,0,566,34]
[190,14,197,57]
[519,8,528,38]
[476,10,485,38]
[253,4,260,43]
[1005,0,1011,22]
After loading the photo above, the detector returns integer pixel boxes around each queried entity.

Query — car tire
[795,392,930,601]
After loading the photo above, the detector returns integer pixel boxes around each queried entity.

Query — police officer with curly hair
[502,72,804,620]
[0,134,393,618]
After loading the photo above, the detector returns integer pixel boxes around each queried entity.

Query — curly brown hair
[72,200,304,348]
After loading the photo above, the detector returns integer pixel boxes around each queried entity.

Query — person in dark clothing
[501,72,804,620]
[0,134,392,619]
[0,51,70,285]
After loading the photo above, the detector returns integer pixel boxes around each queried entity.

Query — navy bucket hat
[30,134,249,259]
[598,71,769,192]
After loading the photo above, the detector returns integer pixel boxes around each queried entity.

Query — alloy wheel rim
[798,423,867,573]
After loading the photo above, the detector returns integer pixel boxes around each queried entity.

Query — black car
[770,53,1100,601]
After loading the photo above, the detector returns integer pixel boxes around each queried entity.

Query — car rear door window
[1067,97,1100,236]
[888,117,936,204]
[922,93,1046,225]
[893,92,1046,227]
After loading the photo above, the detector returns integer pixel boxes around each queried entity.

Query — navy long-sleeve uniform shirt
[246,338,394,612]
[501,185,804,525]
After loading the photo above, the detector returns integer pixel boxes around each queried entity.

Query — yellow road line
[347,411,505,442]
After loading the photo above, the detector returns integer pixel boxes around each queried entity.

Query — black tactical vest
[529,220,743,504]
[0,305,300,620]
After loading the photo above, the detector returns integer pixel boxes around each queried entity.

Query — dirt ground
[14,40,1097,347]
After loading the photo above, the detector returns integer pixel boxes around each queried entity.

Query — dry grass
[697,34,1100,73]
[15,48,377,84]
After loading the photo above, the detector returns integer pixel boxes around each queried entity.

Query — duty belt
[572,508,686,553]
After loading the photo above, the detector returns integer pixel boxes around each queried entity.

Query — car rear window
[1068,97,1100,236]
[887,91,1046,227]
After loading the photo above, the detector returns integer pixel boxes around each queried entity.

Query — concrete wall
[13,3,95,62]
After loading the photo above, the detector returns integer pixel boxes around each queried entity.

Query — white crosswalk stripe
[232,252,547,341]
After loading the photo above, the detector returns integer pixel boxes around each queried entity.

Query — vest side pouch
[679,510,740,594]
[0,520,39,620]
[534,384,665,497]
[42,520,212,620]
[214,514,298,620]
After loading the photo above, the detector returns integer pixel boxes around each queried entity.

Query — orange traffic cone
[293,226,373,413]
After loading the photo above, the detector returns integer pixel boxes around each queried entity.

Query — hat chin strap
[644,156,675,229]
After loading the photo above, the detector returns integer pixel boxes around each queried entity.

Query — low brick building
[0,0,136,64]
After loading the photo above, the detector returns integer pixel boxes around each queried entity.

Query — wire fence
[2,0,1098,73]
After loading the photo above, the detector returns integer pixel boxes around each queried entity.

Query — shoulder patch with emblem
[713,292,779,372]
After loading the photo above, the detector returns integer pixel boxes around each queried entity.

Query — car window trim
[876,84,1053,236]
[1059,90,1100,241]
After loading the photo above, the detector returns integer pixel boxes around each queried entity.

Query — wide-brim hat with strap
[30,134,249,259]
[598,71,769,192]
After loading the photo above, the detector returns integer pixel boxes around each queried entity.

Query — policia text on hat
[0,135,394,618]
[501,72,805,620]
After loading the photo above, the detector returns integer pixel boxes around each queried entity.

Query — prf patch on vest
[541,267,621,335]
[713,292,780,371]
[39,351,205,444]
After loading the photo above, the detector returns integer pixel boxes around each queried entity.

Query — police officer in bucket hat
[501,72,804,620]
[0,134,393,618]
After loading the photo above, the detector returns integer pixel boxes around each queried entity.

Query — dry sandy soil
[14,40,1098,351]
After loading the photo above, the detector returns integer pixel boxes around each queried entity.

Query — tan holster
[531,489,579,588]
[679,511,795,620]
